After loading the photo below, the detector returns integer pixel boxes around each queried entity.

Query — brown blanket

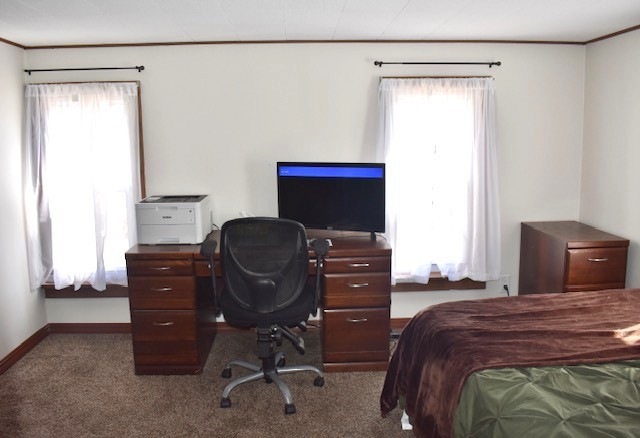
[380,289,640,438]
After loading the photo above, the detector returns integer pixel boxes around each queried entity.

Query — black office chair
[200,217,329,414]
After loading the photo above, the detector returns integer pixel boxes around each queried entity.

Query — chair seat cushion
[221,284,314,328]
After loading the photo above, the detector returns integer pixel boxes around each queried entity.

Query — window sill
[391,274,485,292]
[43,283,129,298]
[43,276,483,297]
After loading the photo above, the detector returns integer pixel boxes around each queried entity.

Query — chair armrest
[200,239,217,257]
[309,238,330,258]
[199,239,222,316]
[309,239,330,316]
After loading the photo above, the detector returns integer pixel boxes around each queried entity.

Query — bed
[380,288,640,438]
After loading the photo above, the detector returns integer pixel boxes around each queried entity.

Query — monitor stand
[370,232,377,241]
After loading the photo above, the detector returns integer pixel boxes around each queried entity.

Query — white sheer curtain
[24,82,141,291]
[377,77,500,284]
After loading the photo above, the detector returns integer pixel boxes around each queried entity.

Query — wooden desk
[125,230,392,374]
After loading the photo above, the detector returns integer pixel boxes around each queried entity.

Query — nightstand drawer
[565,247,627,289]
[129,277,196,310]
[324,257,391,274]
[127,259,194,277]
[323,273,390,308]
[323,308,389,363]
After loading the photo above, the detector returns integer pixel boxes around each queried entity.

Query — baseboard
[390,318,411,331]
[49,323,132,334]
[1,318,412,375]
[0,325,50,375]
[215,321,248,332]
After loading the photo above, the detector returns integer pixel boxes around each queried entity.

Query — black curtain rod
[24,66,145,75]
[374,61,501,68]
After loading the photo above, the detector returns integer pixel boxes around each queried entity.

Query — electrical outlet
[500,275,511,295]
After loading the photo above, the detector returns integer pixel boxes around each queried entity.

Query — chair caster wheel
[313,376,325,387]
[277,357,286,367]
[220,397,231,408]
[221,368,232,379]
[285,404,297,414]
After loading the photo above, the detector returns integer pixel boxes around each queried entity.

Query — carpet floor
[0,330,408,437]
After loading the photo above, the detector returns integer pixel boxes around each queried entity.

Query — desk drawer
[132,339,199,366]
[131,310,197,341]
[323,273,390,308]
[133,341,198,366]
[323,308,389,363]
[127,260,193,277]
[565,247,627,291]
[324,257,391,274]
[193,260,222,277]
[131,310,198,365]
[129,277,196,310]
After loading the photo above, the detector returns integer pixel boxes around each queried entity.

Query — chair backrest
[220,217,309,314]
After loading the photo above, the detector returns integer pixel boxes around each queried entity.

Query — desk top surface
[126,229,391,260]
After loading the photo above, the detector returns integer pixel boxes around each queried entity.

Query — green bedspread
[453,360,640,438]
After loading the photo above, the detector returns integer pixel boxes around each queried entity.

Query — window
[24,82,143,291]
[377,77,500,284]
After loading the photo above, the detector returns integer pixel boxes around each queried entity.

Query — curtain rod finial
[374,61,383,67]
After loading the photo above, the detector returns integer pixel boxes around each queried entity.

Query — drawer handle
[149,266,171,271]
[588,258,609,262]
[152,321,175,327]
[347,282,369,288]
[346,318,368,323]
[151,287,173,292]
[347,263,370,268]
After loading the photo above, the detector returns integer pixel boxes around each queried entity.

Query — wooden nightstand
[518,221,629,295]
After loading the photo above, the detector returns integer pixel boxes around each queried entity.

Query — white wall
[24,42,586,321]
[0,42,48,359]
[581,30,640,288]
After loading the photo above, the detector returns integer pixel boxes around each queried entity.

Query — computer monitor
[277,162,385,235]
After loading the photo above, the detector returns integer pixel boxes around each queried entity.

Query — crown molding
[0,36,25,49]
[3,23,638,50]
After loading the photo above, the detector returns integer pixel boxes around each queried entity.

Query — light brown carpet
[0,331,408,437]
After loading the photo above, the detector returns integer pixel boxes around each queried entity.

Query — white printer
[136,195,212,244]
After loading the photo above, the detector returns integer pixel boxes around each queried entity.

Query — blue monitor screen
[277,162,385,233]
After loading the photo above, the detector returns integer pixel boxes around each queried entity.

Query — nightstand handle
[150,266,171,271]
[151,287,172,292]
[588,257,609,262]
[346,318,368,323]
[152,321,175,326]
[347,263,370,268]
[347,282,369,288]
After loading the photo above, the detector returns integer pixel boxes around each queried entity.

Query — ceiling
[2,0,640,48]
